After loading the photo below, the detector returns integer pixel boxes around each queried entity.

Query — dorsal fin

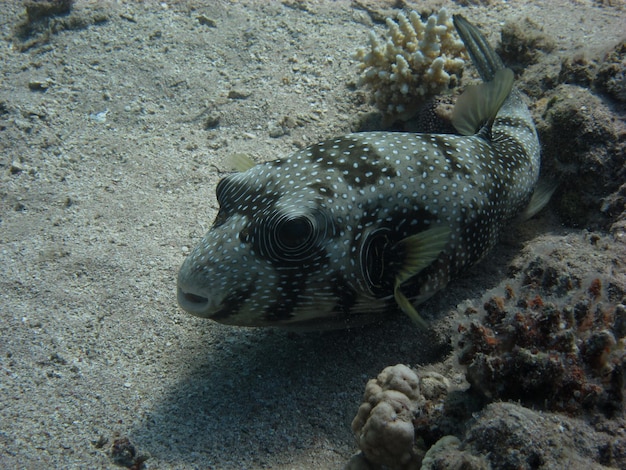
[451,68,514,136]
[226,153,256,172]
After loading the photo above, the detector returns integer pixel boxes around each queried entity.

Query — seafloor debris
[354,8,467,121]
[13,0,107,52]
[495,17,556,73]
[23,0,73,22]
[110,437,149,469]
[595,40,626,103]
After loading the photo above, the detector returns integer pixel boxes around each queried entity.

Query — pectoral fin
[519,178,558,221]
[393,226,450,328]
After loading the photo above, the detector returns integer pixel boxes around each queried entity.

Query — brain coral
[350,364,454,469]
[355,8,467,120]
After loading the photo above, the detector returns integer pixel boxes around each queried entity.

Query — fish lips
[176,284,216,318]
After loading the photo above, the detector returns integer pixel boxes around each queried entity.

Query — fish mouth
[177,286,215,317]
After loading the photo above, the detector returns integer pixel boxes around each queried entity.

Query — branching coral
[355,8,467,120]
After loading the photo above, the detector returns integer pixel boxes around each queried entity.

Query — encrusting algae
[457,234,626,416]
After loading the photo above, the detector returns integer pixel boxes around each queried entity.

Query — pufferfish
[177,15,546,330]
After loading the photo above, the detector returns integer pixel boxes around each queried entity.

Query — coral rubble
[536,84,625,229]
[458,266,625,415]
[355,8,467,120]
[595,40,626,103]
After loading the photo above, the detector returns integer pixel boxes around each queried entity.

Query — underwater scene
[1,0,625,468]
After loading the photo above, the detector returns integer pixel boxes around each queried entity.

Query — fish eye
[254,210,331,264]
[276,216,314,250]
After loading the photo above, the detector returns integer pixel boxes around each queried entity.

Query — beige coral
[350,365,424,469]
[355,8,467,120]
[349,364,457,469]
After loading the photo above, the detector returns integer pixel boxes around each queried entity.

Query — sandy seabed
[1,1,625,468]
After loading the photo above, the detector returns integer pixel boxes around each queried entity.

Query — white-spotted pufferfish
[177,15,545,330]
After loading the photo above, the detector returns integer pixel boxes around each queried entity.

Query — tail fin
[453,15,504,82]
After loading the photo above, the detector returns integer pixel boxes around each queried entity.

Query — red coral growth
[504,284,515,300]
[588,278,602,300]
[529,295,544,309]
[483,296,506,325]
[457,278,626,416]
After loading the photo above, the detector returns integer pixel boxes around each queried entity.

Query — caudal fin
[453,15,505,82]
